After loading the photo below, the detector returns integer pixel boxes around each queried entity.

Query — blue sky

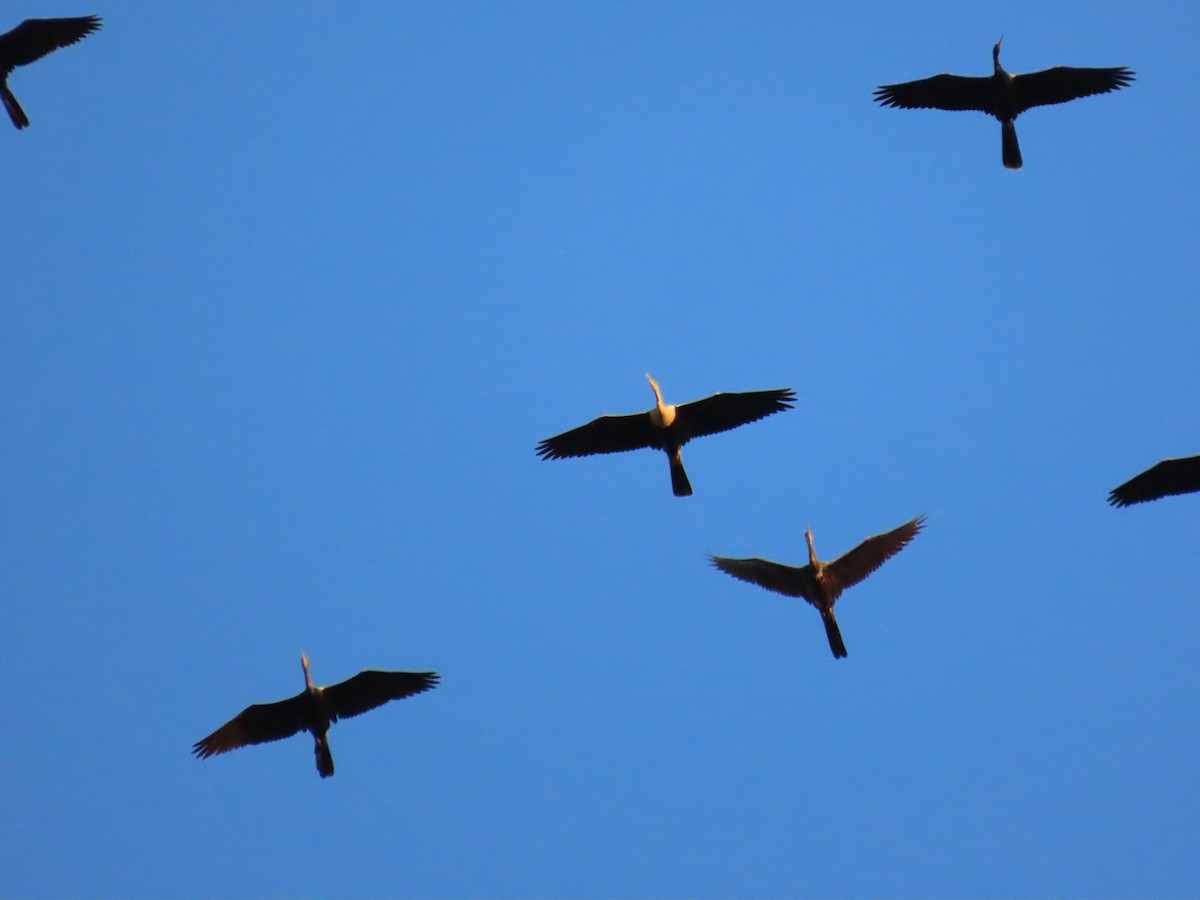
[2,2,1197,897]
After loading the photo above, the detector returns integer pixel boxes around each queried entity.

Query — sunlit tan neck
[646,372,676,428]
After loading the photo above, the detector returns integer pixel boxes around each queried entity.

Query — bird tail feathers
[822,609,848,659]
[669,451,692,497]
[1002,120,1022,169]
[2,84,29,130]
[314,734,334,778]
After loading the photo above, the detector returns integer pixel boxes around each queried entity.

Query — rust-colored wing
[708,554,815,603]
[824,515,924,597]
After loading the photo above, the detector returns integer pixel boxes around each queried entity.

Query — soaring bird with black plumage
[1108,455,1200,507]
[710,515,924,659]
[193,653,439,778]
[1,15,101,130]
[873,38,1133,169]
[536,374,796,497]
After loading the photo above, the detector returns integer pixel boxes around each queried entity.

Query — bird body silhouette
[193,653,439,777]
[0,15,101,130]
[1108,455,1200,507]
[710,515,924,658]
[537,374,795,497]
[874,39,1133,168]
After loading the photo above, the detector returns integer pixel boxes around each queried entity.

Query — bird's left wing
[0,16,101,73]
[873,74,993,112]
[708,554,810,600]
[1108,455,1200,507]
[536,412,655,459]
[324,670,440,722]
[676,388,796,443]
[192,692,313,758]
[825,515,924,596]
[1012,65,1134,114]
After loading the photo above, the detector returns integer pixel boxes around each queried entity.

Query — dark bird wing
[536,412,656,459]
[1108,455,1200,507]
[873,74,994,112]
[825,515,925,596]
[1012,65,1134,114]
[192,692,313,759]
[675,388,796,443]
[323,670,440,722]
[708,554,813,602]
[0,16,101,73]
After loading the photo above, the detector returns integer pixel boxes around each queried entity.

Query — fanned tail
[821,609,848,659]
[668,449,692,497]
[1002,120,1022,169]
[314,733,334,778]
[2,83,29,130]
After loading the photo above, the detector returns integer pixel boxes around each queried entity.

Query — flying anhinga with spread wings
[193,653,439,778]
[1,15,101,130]
[536,374,796,497]
[709,515,924,659]
[873,38,1134,169]
[1108,455,1200,507]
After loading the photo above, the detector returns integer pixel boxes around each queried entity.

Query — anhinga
[193,653,439,778]
[1,16,101,130]
[709,515,924,659]
[1108,455,1200,507]
[536,374,796,497]
[873,38,1134,169]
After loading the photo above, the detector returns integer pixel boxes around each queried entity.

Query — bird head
[300,650,313,687]
[993,37,1004,68]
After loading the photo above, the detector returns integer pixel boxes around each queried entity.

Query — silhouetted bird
[193,652,439,778]
[537,374,796,497]
[874,38,1133,168]
[710,515,924,659]
[1108,455,1200,507]
[0,15,101,129]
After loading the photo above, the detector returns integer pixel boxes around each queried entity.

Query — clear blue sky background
[2,2,1197,897]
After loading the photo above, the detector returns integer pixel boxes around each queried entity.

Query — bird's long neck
[300,652,315,691]
[805,528,819,567]
[992,39,1006,77]
[645,373,676,428]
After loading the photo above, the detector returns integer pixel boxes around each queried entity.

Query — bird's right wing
[192,693,312,758]
[324,670,440,722]
[1108,455,1200,507]
[873,74,993,112]
[708,554,810,600]
[536,412,655,459]
[676,388,796,443]
[1012,65,1134,114]
[825,515,924,596]
[0,16,101,73]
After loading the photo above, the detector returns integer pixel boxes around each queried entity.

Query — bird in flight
[193,652,439,778]
[0,15,101,130]
[1108,455,1200,507]
[873,38,1133,168]
[710,515,924,659]
[537,374,795,497]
